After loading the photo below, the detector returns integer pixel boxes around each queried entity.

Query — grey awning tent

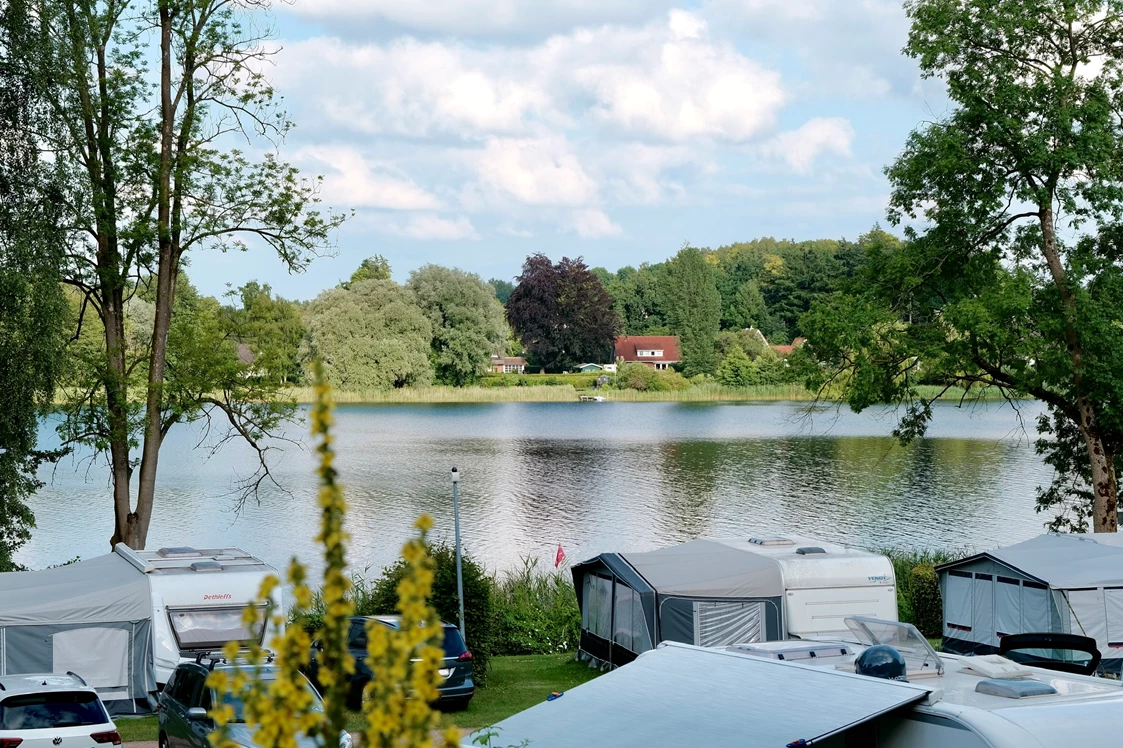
[474,643,931,748]
[0,553,156,713]
[572,539,786,667]
[937,533,1123,675]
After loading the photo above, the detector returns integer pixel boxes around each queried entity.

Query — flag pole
[451,466,466,645]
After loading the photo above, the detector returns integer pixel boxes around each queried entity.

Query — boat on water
[479,616,1123,747]
[578,395,606,402]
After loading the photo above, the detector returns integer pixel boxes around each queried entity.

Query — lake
[21,400,1054,577]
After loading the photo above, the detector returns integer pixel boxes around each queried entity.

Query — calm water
[21,401,1054,576]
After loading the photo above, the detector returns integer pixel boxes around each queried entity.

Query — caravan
[0,545,281,713]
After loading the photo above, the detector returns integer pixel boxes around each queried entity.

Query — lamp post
[451,467,466,644]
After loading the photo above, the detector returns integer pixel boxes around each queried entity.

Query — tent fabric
[974,533,1123,590]
[0,553,150,624]
[972,574,996,647]
[618,539,785,599]
[1107,589,1123,648]
[944,571,973,634]
[476,643,931,748]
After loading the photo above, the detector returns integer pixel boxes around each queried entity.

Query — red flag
[555,544,567,568]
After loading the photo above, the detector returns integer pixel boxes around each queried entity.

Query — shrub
[491,558,581,655]
[616,362,690,392]
[874,546,960,630]
[716,345,754,387]
[364,542,495,685]
[909,564,943,638]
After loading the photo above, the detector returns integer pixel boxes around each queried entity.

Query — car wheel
[442,697,471,712]
[159,733,170,748]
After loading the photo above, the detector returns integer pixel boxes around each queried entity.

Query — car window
[171,669,204,707]
[0,691,108,730]
[442,627,468,658]
[347,622,367,650]
[218,676,322,723]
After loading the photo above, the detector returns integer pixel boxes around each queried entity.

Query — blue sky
[192,0,946,301]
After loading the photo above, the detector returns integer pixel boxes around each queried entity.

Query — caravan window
[944,570,973,635]
[582,574,612,640]
[1107,588,1123,649]
[613,585,635,651]
[168,606,266,650]
[693,601,765,647]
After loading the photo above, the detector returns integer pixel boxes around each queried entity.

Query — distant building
[614,336,681,370]
[575,363,605,373]
[490,355,528,374]
[770,337,807,357]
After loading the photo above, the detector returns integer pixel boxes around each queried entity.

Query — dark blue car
[306,616,474,710]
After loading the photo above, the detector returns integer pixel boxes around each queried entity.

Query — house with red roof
[770,337,807,357]
[614,335,680,370]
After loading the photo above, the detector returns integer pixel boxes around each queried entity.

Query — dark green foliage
[908,564,943,639]
[715,345,754,387]
[479,373,600,389]
[223,282,306,384]
[364,542,494,685]
[0,0,68,570]
[506,254,621,372]
[874,546,959,629]
[488,278,515,305]
[348,255,392,286]
[491,559,581,656]
[661,246,721,376]
[604,265,669,335]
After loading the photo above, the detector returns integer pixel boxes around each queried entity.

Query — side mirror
[187,707,208,721]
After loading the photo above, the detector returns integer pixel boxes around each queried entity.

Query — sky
[193,0,948,302]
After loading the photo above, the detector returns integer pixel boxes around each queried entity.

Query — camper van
[573,535,897,667]
[0,545,281,713]
[481,617,1123,747]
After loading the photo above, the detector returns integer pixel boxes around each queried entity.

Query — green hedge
[479,372,602,389]
[908,564,943,639]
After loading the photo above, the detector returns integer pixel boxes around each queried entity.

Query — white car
[0,673,121,748]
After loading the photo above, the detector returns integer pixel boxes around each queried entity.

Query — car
[157,658,352,748]
[0,672,121,748]
[306,616,475,710]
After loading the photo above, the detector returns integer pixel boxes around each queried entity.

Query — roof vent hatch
[749,537,794,546]
[796,547,826,555]
[158,547,201,558]
[190,560,223,572]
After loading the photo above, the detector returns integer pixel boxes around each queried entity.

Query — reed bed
[283,385,580,404]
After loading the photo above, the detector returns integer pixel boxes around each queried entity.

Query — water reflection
[21,401,1053,576]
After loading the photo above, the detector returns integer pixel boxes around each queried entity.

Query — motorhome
[0,545,280,713]
[482,617,1123,747]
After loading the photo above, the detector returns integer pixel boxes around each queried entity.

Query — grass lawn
[116,653,600,743]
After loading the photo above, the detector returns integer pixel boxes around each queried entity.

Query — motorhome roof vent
[975,679,1057,699]
[190,560,223,572]
[728,642,852,661]
[796,547,826,555]
[158,547,201,558]
[749,537,794,546]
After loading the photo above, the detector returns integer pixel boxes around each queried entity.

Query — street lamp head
[450,466,459,483]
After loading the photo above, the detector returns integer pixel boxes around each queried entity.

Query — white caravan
[112,545,283,686]
[482,617,1123,747]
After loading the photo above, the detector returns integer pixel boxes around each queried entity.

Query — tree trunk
[131,2,178,550]
[1039,205,1118,531]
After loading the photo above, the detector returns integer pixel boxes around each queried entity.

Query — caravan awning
[479,643,931,747]
[942,533,1123,589]
[620,539,784,598]
[0,553,150,624]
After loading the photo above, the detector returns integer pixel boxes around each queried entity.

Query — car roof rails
[194,649,276,671]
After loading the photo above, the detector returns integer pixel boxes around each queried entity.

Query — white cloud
[571,208,624,238]
[284,0,673,37]
[379,214,480,241]
[759,117,855,173]
[472,137,598,207]
[296,146,441,210]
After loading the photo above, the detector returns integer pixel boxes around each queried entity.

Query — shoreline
[280,384,1012,405]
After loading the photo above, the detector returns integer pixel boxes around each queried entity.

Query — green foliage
[661,246,721,376]
[874,546,959,628]
[364,542,494,686]
[302,279,433,390]
[490,559,581,656]
[604,264,668,335]
[0,0,68,568]
[349,256,392,285]
[223,282,306,384]
[908,564,943,639]
[715,345,754,387]
[409,265,508,386]
[615,363,690,392]
[478,373,600,389]
[488,278,515,305]
[507,254,621,371]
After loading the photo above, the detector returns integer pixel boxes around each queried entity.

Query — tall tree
[348,255,392,286]
[661,246,721,376]
[408,265,508,386]
[506,254,620,371]
[27,0,344,548]
[223,282,306,384]
[804,1,1123,531]
[608,264,669,335]
[0,0,68,570]
[302,279,433,390]
[488,278,515,305]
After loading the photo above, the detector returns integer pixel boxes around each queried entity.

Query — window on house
[655,363,668,370]
[637,349,664,357]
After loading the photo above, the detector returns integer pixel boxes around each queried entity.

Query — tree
[488,277,515,305]
[506,254,621,371]
[348,255,392,286]
[608,264,668,335]
[716,345,754,387]
[661,246,721,376]
[0,0,68,570]
[223,282,306,384]
[302,279,433,390]
[24,0,345,548]
[408,265,507,386]
[727,279,770,332]
[803,1,1123,531]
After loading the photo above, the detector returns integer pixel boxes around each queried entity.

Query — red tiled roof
[614,335,681,362]
[770,337,807,357]
[491,356,528,366]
